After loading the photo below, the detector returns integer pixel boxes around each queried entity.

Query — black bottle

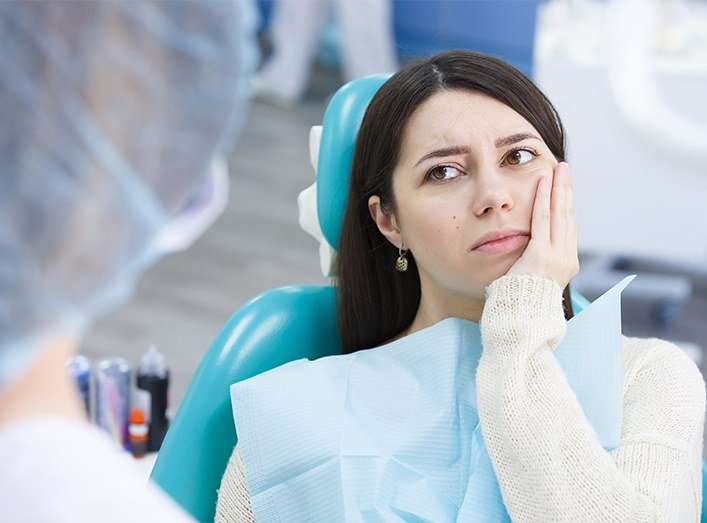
[136,345,170,452]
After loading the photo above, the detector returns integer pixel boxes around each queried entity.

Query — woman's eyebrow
[495,132,542,148]
[413,145,471,167]
[413,133,542,167]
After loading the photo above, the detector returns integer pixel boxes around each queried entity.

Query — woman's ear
[368,195,402,248]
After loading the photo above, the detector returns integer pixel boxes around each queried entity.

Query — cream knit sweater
[215,274,706,522]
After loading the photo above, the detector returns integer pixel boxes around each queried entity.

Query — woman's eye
[426,165,462,182]
[505,148,537,166]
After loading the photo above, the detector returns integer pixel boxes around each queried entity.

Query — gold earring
[395,244,408,272]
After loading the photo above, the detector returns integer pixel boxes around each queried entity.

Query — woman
[216,51,705,521]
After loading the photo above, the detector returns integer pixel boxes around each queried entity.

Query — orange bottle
[128,407,149,458]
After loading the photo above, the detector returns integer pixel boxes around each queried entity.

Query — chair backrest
[151,285,339,521]
[149,74,707,522]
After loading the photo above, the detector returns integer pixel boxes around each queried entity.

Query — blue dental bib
[230,275,636,522]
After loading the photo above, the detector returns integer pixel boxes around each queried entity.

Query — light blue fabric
[230,274,636,522]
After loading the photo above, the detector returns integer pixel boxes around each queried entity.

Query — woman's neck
[394,277,486,341]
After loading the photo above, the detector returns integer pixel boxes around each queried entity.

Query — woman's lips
[472,234,529,254]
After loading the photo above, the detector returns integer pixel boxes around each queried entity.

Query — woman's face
[369,89,559,306]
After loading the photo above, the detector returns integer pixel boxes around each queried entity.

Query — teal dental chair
[149,74,707,522]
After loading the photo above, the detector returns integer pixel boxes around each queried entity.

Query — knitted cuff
[481,273,567,356]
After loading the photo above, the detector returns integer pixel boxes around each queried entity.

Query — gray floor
[81,69,707,459]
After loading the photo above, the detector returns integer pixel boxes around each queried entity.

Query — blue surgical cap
[0,0,258,387]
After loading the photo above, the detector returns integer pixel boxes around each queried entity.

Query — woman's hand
[506,161,580,289]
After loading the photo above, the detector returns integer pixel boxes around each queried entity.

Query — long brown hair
[335,50,574,354]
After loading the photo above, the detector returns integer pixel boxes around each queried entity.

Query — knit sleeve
[476,273,706,522]
[215,444,256,523]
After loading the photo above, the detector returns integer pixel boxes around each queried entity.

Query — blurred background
[78,0,707,458]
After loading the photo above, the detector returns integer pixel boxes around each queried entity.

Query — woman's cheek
[534,158,557,176]
[412,214,461,262]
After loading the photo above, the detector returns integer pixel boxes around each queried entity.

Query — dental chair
[149,74,707,522]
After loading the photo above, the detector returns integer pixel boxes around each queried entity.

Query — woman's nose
[472,169,514,216]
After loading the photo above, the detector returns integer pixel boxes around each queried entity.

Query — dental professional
[0,1,257,521]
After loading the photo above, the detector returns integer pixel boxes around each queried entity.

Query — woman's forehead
[399,89,538,163]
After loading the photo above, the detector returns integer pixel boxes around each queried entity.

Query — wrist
[481,273,567,354]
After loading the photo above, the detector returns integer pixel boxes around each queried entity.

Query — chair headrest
[316,73,393,250]
[298,74,393,277]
